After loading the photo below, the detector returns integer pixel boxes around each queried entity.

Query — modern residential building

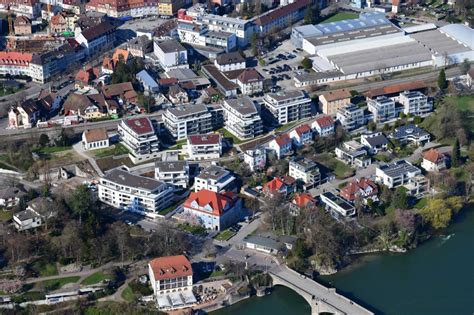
[186,134,222,160]
[319,89,352,116]
[155,161,190,189]
[403,175,430,198]
[214,52,246,72]
[82,128,110,151]
[367,96,396,122]
[13,197,55,231]
[163,104,213,140]
[154,39,188,71]
[263,90,312,125]
[177,22,237,52]
[398,90,432,116]
[243,148,266,172]
[311,115,335,137]
[289,124,312,147]
[268,134,293,159]
[183,189,243,231]
[340,178,379,204]
[98,169,174,217]
[389,124,431,146]
[0,187,26,208]
[421,148,447,172]
[375,160,422,189]
[148,255,196,311]
[222,97,263,140]
[118,117,160,163]
[335,140,371,168]
[194,165,236,193]
[320,192,356,219]
[360,132,389,154]
[288,156,321,189]
[336,103,365,131]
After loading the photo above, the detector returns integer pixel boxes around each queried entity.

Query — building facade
[194,165,236,193]
[367,96,396,122]
[163,104,213,140]
[222,97,263,140]
[155,160,190,189]
[289,156,321,189]
[336,104,365,131]
[319,89,352,116]
[398,91,432,116]
[186,134,222,160]
[263,90,312,125]
[118,117,160,164]
[154,39,188,71]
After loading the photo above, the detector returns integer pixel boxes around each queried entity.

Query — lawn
[214,229,236,241]
[276,121,300,132]
[0,211,13,223]
[315,154,354,179]
[81,272,110,286]
[40,276,80,291]
[169,138,188,150]
[209,269,226,278]
[93,143,129,158]
[121,285,135,302]
[218,128,243,145]
[414,198,427,209]
[446,95,474,112]
[32,261,58,277]
[158,201,181,216]
[321,12,358,23]
[35,146,72,154]
[178,224,207,236]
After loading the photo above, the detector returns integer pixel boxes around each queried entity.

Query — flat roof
[244,235,281,250]
[155,160,188,173]
[224,97,258,115]
[197,165,229,181]
[321,192,354,211]
[156,39,186,53]
[411,29,472,55]
[265,90,306,102]
[379,160,421,177]
[103,169,166,192]
[166,103,209,118]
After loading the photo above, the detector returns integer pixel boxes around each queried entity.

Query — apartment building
[320,192,356,219]
[311,115,335,137]
[98,169,174,217]
[335,140,371,168]
[367,96,396,122]
[214,52,246,72]
[177,22,237,52]
[289,156,321,189]
[118,117,160,164]
[155,160,190,189]
[194,165,236,193]
[389,124,431,146]
[243,148,266,172]
[236,68,264,96]
[163,104,213,140]
[187,134,222,160]
[86,0,158,18]
[199,13,254,47]
[154,39,188,71]
[375,160,422,189]
[222,97,263,140]
[263,90,312,125]
[319,89,351,115]
[398,91,432,116]
[158,0,187,16]
[149,255,193,297]
[336,104,365,131]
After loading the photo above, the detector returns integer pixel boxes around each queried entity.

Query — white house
[0,187,26,208]
[214,52,246,72]
[336,104,365,131]
[243,148,266,172]
[186,134,222,160]
[13,197,55,231]
[319,192,356,219]
[288,156,321,189]
[154,39,189,71]
[155,160,190,189]
[335,140,371,168]
[182,189,243,231]
[367,96,396,123]
[75,21,116,56]
[389,124,431,146]
[235,68,264,96]
[289,124,312,148]
[311,115,335,137]
[268,134,293,159]
[82,128,110,151]
[194,165,236,193]
[360,132,389,155]
[375,160,422,189]
[421,148,447,172]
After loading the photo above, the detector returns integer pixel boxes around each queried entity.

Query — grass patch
[218,128,243,145]
[214,229,236,241]
[34,146,72,154]
[447,95,474,112]
[178,224,207,236]
[39,276,80,291]
[414,198,427,209]
[158,201,181,216]
[169,139,187,150]
[31,261,58,277]
[12,291,45,303]
[81,272,110,286]
[315,154,354,179]
[209,270,226,278]
[0,211,13,223]
[93,143,129,158]
[276,120,300,132]
[321,12,358,23]
[121,285,135,302]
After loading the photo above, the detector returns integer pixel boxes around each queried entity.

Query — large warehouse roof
[327,41,432,75]
[411,29,472,55]
[439,24,474,50]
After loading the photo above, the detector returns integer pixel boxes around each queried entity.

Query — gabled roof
[340,177,378,202]
[237,68,264,84]
[254,0,311,26]
[423,148,445,164]
[292,193,316,208]
[215,51,245,66]
[272,134,291,147]
[184,189,236,216]
[75,67,97,83]
[365,80,426,98]
[102,82,135,98]
[264,177,286,194]
[313,115,334,128]
[84,128,108,143]
[149,255,192,281]
[293,124,311,137]
[320,89,351,102]
[80,21,116,42]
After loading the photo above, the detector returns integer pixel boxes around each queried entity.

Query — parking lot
[119,16,171,33]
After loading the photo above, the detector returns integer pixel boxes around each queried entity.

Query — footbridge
[269,266,374,315]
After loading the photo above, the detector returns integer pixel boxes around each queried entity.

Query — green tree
[452,138,460,167]
[304,6,314,25]
[391,187,408,210]
[68,184,94,225]
[301,57,312,70]
[250,33,259,57]
[241,2,248,17]
[39,134,49,147]
[137,93,154,113]
[420,197,463,229]
[459,58,470,75]
[413,116,422,124]
[437,68,447,90]
[367,121,376,131]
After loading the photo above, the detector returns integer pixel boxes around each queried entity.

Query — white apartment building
[243,148,266,172]
[236,68,264,96]
[375,160,422,189]
[177,22,237,52]
[118,117,160,164]
[149,255,193,296]
[199,13,254,47]
[194,165,236,193]
[214,52,246,72]
[154,39,189,71]
[398,91,432,116]
[336,104,365,131]
[263,90,312,125]
[222,97,263,140]
[320,192,356,219]
[155,161,190,189]
[335,140,371,168]
[187,134,222,160]
[289,156,321,189]
[98,169,174,218]
[163,104,213,140]
[367,96,396,122]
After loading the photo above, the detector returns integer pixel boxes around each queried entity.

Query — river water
[212,208,474,315]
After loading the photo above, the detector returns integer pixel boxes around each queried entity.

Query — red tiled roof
[293,193,316,208]
[149,255,192,281]
[123,117,154,135]
[320,89,351,102]
[313,115,334,128]
[112,48,130,63]
[340,178,378,202]
[84,128,108,143]
[293,124,311,136]
[188,134,221,145]
[159,78,179,86]
[264,177,286,194]
[75,67,96,83]
[254,0,311,26]
[273,134,291,147]
[237,68,264,84]
[423,148,444,164]
[184,189,236,216]
[0,51,33,66]
[365,80,426,98]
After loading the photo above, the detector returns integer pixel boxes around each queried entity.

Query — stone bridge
[269,266,374,315]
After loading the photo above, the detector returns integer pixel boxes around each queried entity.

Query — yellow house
[319,89,352,116]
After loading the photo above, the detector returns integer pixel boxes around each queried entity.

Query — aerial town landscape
[0,0,472,313]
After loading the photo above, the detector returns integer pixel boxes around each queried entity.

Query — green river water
[212,207,474,315]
